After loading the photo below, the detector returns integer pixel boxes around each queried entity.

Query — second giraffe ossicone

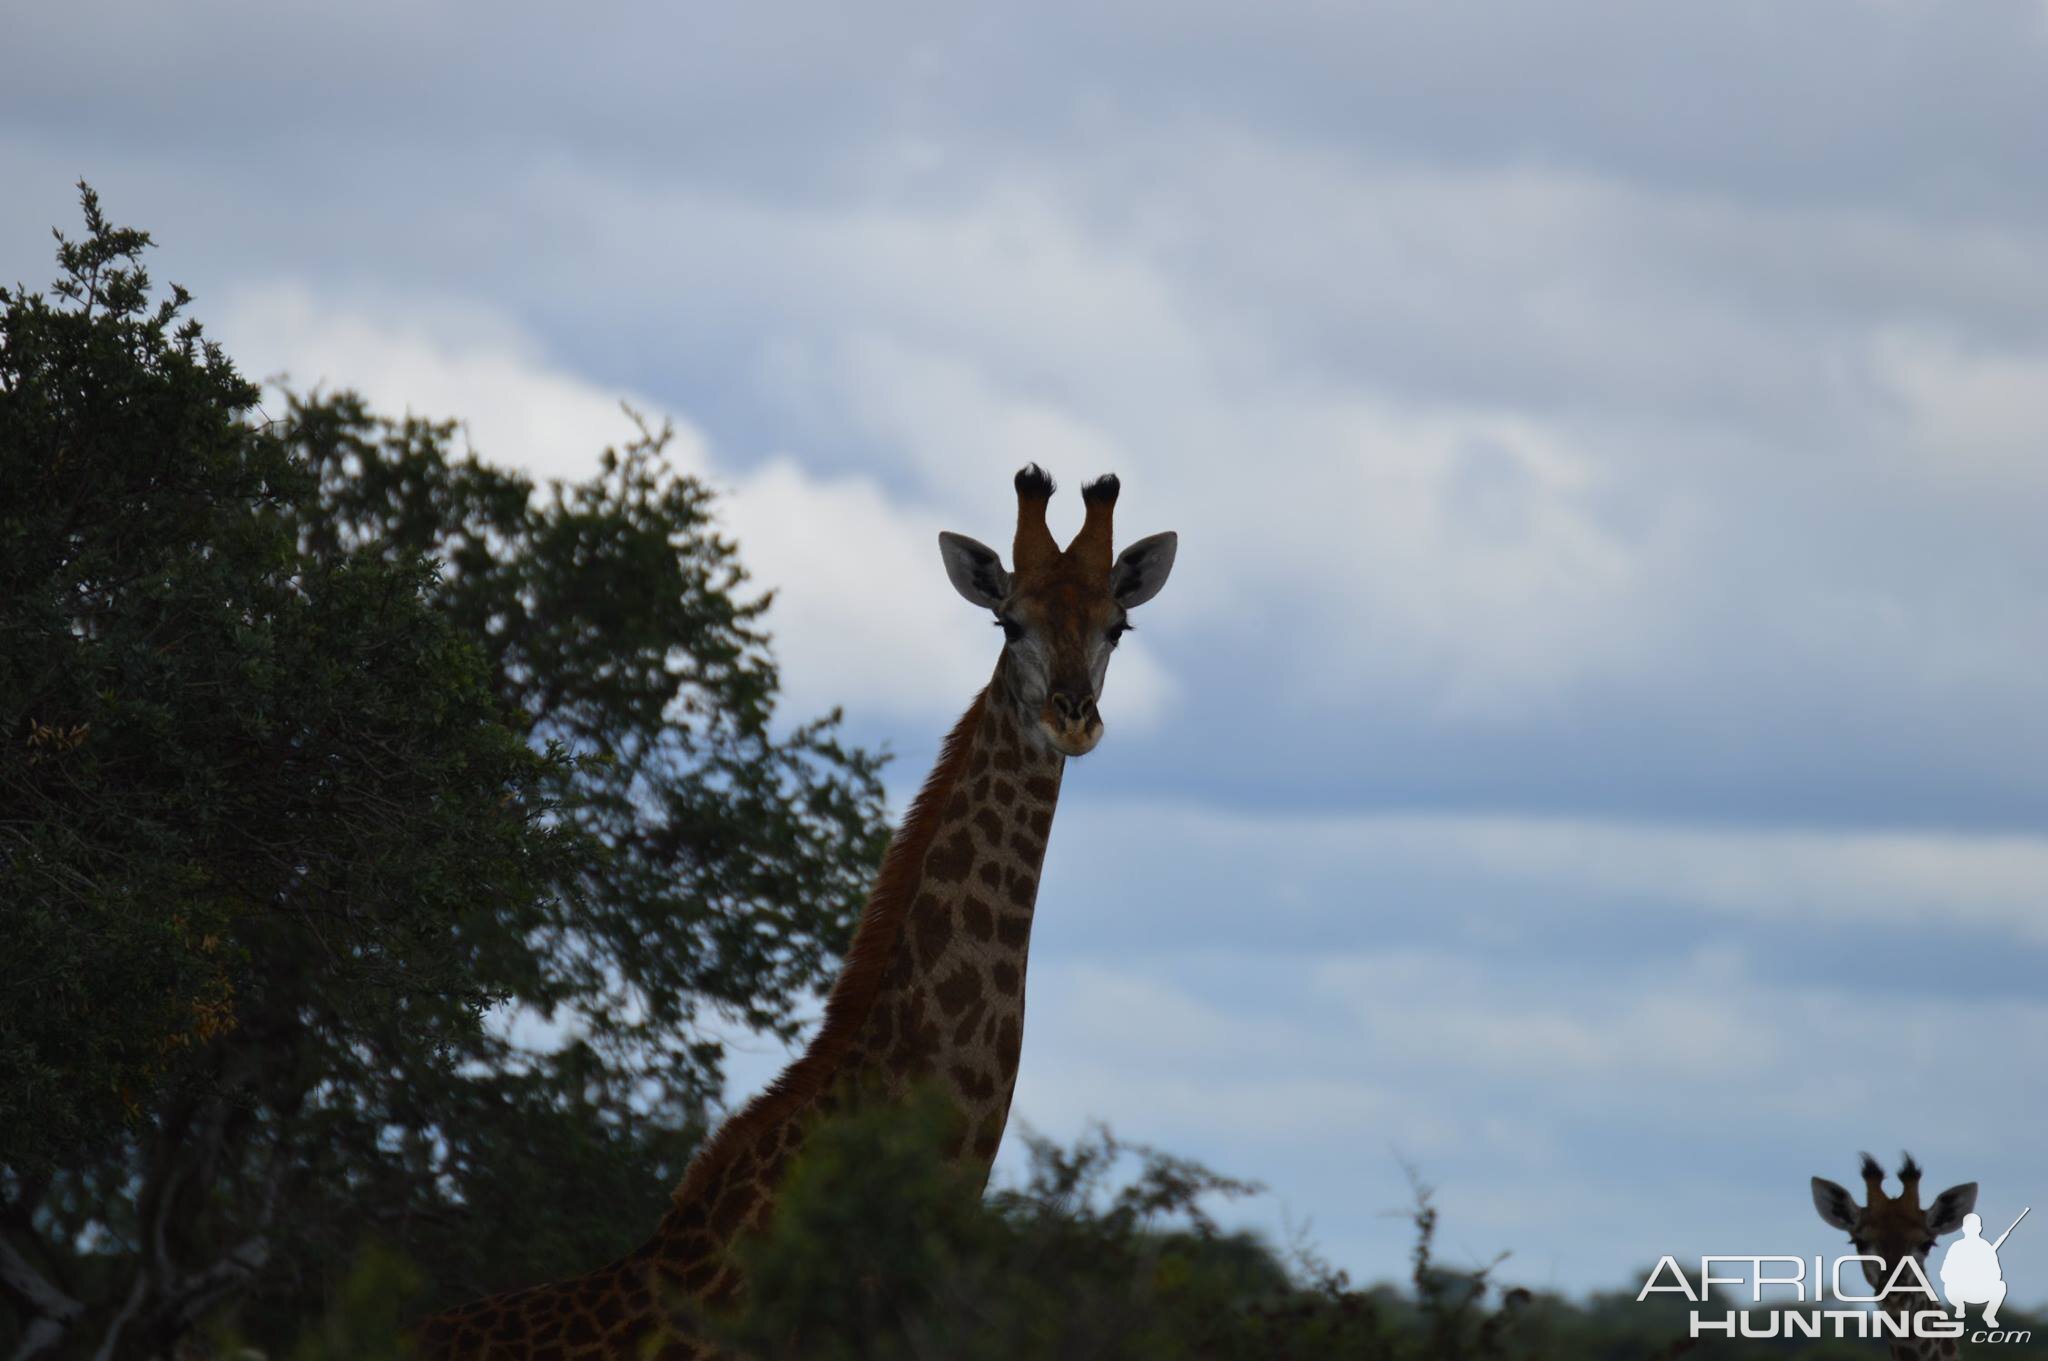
[418,465,1179,1359]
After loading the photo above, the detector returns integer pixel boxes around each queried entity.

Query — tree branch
[89,1271,149,1361]
[0,1234,84,1361]
[153,1152,286,1345]
[166,1233,271,1330]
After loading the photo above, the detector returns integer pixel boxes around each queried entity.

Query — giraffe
[1811,1153,1979,1361]
[415,465,1178,1359]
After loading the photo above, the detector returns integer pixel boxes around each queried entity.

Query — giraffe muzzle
[1041,688,1102,756]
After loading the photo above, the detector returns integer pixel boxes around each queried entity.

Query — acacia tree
[0,187,888,1359]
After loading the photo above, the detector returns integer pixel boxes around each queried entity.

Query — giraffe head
[1812,1152,1977,1292]
[938,465,1178,757]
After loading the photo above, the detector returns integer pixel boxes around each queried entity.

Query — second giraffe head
[1811,1152,1977,1292]
[939,464,1178,757]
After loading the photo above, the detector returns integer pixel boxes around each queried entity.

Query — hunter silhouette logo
[1940,1207,2029,1329]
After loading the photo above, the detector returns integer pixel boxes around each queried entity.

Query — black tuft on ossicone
[1860,1152,1884,1181]
[1899,1152,1921,1180]
[1080,473,1120,505]
[1015,464,1056,498]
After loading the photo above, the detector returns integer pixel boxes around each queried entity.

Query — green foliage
[281,1245,421,1361]
[705,1100,1524,1361]
[1,183,566,1172]
[278,392,889,1070]
[0,186,888,1360]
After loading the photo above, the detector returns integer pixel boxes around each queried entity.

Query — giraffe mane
[666,687,989,1211]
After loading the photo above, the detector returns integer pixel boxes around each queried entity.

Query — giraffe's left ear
[1111,532,1177,609]
[1812,1177,1859,1232]
[1927,1182,1978,1236]
[940,532,1011,610]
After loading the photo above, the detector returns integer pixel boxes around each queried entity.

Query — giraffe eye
[995,615,1024,643]
[1105,622,1131,646]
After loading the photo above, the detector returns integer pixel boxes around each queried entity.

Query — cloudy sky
[8,0,2048,1302]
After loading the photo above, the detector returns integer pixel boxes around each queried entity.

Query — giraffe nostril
[1049,690,1098,725]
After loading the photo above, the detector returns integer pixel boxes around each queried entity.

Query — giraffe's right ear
[1812,1177,1860,1232]
[1111,531,1178,610]
[1927,1183,1978,1236]
[939,532,1011,610]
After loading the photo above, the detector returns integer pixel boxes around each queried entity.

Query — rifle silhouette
[1991,1206,2030,1253]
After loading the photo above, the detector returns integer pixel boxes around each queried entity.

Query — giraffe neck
[639,659,1063,1296]
[841,665,1063,1166]
[1879,1294,1956,1361]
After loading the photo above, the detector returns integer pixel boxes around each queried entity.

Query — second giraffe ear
[1111,532,1177,609]
[939,532,1011,610]
[1811,1177,1859,1232]
[1927,1182,1978,1236]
